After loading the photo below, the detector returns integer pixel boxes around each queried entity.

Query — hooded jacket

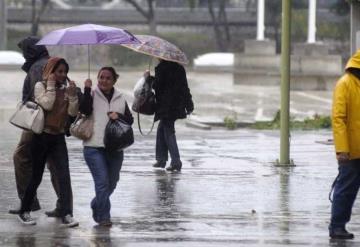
[18,36,49,102]
[332,50,360,159]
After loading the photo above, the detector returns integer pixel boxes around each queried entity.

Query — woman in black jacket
[145,59,194,172]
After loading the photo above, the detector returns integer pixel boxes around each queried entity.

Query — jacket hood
[42,57,67,81]
[18,36,49,72]
[345,49,360,70]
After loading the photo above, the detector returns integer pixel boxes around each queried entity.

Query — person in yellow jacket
[330,50,360,239]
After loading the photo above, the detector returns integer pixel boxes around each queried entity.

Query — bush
[224,116,237,130]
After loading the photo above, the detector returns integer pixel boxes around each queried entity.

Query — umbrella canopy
[121,35,188,65]
[36,23,139,45]
[36,24,139,77]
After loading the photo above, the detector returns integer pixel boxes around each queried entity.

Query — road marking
[295,92,332,104]
[255,92,268,121]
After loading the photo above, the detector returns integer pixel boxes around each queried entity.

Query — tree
[31,0,51,36]
[266,0,307,52]
[188,0,231,52]
[124,0,157,35]
[330,0,350,16]
[207,0,230,52]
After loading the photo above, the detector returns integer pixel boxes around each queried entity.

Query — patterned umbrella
[121,35,188,65]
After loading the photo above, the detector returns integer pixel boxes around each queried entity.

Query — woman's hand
[66,80,77,96]
[48,73,56,82]
[143,70,150,78]
[336,152,350,162]
[108,112,119,120]
[84,79,92,88]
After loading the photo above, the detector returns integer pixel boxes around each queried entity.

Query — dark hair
[98,67,119,82]
[52,58,69,74]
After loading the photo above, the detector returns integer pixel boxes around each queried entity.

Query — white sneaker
[18,212,36,225]
[61,214,79,228]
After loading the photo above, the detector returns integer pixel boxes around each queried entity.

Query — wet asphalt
[0,69,356,246]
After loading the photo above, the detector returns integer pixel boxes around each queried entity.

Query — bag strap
[137,112,155,136]
[328,173,340,203]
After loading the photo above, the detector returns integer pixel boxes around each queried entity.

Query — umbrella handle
[88,45,90,78]
[148,57,153,73]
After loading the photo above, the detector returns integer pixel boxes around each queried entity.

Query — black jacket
[18,36,49,102]
[153,60,194,121]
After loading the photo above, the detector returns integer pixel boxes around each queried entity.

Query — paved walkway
[0,69,352,246]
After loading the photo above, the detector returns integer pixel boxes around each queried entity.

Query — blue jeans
[329,159,360,230]
[156,120,180,163]
[83,147,123,223]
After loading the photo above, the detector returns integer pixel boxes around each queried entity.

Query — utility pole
[0,0,7,50]
[350,1,360,54]
[279,0,292,165]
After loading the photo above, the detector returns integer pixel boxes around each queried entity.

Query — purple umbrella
[36,24,139,76]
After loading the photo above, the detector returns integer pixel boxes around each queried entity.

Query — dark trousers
[20,133,72,216]
[83,147,123,222]
[156,119,180,163]
[13,131,73,211]
[329,159,360,230]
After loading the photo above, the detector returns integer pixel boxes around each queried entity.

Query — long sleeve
[118,102,134,125]
[22,75,31,102]
[182,70,194,113]
[34,81,56,111]
[79,87,93,116]
[332,81,349,153]
[67,93,79,117]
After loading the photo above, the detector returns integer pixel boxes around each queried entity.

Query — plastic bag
[132,76,156,115]
[104,118,134,150]
[133,76,145,98]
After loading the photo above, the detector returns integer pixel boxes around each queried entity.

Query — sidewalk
[0,118,358,246]
[0,69,349,246]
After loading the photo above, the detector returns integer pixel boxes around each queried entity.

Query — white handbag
[9,101,45,134]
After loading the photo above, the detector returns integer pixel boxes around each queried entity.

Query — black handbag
[132,76,156,115]
[104,118,134,150]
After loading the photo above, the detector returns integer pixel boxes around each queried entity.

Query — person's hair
[98,67,119,82]
[52,58,69,74]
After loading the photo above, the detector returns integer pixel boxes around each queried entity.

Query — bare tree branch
[124,0,150,19]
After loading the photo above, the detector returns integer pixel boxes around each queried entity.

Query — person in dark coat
[145,59,194,172]
[9,37,73,218]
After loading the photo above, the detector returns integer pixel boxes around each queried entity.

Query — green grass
[250,110,331,130]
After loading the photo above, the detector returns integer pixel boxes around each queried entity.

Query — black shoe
[329,228,354,239]
[18,212,36,225]
[153,161,166,168]
[9,208,21,215]
[45,208,61,218]
[166,161,182,172]
[9,201,41,214]
[98,219,113,227]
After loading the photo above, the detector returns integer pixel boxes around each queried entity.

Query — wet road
[1,119,359,246]
[0,70,357,246]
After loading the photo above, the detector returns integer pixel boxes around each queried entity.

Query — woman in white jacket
[79,67,133,227]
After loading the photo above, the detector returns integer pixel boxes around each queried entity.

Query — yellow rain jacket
[333,50,360,159]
